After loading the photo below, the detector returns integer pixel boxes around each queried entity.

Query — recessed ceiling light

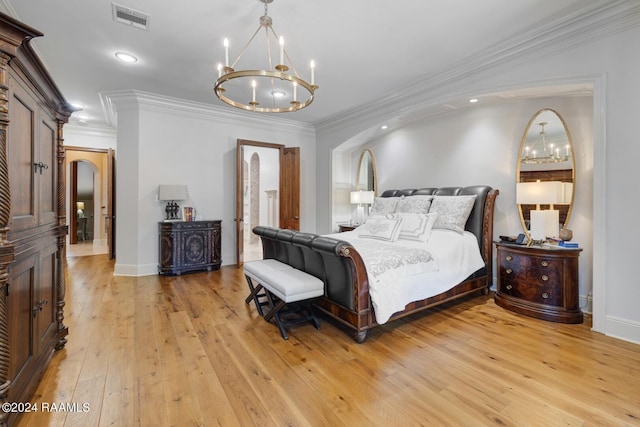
[271,90,286,98]
[469,98,479,103]
[115,51,138,63]
[381,125,388,130]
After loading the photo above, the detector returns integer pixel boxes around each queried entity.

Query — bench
[244,259,324,340]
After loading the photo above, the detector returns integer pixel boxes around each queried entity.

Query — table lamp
[350,190,374,225]
[516,181,564,241]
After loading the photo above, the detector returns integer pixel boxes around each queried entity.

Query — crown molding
[101,89,316,137]
[316,0,640,132]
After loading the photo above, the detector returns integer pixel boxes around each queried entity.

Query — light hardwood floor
[15,255,640,426]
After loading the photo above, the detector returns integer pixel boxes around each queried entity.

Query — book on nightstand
[558,241,579,248]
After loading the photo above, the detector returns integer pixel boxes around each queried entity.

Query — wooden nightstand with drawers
[494,242,583,323]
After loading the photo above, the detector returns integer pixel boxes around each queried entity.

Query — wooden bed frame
[253,186,499,342]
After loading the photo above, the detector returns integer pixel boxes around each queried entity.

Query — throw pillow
[358,215,404,242]
[398,213,438,242]
[395,195,434,214]
[369,197,400,216]
[429,195,477,234]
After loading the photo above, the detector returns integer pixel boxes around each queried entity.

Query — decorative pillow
[369,197,400,216]
[429,195,477,234]
[395,195,434,214]
[358,215,403,242]
[398,213,438,242]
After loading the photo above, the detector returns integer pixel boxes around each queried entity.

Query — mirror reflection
[517,109,575,238]
[356,149,377,195]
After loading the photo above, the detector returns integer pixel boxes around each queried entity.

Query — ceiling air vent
[112,3,150,30]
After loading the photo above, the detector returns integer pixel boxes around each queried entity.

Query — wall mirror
[356,149,377,195]
[517,109,575,238]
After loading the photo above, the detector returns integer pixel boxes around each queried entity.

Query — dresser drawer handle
[541,292,549,299]
[542,275,549,281]
[506,255,513,261]
[506,268,513,274]
[541,260,549,267]
[506,284,512,290]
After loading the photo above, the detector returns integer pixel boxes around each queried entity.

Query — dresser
[494,242,583,323]
[158,221,222,275]
[0,13,73,426]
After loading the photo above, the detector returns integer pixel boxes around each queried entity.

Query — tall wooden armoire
[0,12,72,426]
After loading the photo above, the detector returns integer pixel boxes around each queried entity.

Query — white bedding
[327,229,485,324]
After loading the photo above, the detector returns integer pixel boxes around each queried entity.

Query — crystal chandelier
[213,0,318,113]
[521,121,571,164]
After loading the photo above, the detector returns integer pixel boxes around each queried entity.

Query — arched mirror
[356,149,377,195]
[517,109,575,239]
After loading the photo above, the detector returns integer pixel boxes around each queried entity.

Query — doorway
[65,147,115,258]
[236,140,300,266]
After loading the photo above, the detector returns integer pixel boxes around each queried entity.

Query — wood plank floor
[15,254,640,426]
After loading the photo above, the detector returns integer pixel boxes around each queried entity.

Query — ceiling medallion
[213,0,318,113]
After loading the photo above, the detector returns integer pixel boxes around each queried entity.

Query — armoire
[0,13,72,426]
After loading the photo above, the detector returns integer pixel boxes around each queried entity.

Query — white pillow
[398,213,438,242]
[369,197,400,216]
[358,215,403,242]
[395,195,433,214]
[429,195,477,234]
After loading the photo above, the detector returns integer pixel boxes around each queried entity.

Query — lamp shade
[516,181,564,205]
[350,190,374,204]
[76,202,85,210]
[559,182,573,204]
[158,185,188,201]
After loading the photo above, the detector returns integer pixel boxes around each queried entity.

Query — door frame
[236,139,284,267]
[64,146,115,258]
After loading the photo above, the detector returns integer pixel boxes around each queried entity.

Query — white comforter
[328,229,485,324]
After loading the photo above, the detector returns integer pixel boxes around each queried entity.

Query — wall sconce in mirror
[158,185,188,220]
[350,190,374,225]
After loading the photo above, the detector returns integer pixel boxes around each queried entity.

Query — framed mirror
[517,109,575,238]
[356,149,377,195]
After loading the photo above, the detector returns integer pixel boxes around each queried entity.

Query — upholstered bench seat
[244,259,293,316]
[244,259,323,339]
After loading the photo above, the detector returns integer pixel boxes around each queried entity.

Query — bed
[252,185,499,342]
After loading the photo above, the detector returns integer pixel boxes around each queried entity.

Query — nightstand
[494,242,583,323]
[338,224,358,232]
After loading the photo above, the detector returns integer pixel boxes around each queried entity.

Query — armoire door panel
[38,118,57,225]
[7,85,37,231]
[35,247,57,354]
[7,255,37,400]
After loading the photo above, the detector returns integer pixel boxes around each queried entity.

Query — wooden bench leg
[244,276,269,317]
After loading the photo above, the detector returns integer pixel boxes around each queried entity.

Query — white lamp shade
[559,182,573,204]
[516,181,564,205]
[76,201,85,210]
[350,190,374,204]
[158,185,188,201]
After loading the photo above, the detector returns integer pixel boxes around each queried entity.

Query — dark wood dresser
[0,13,73,426]
[494,242,583,323]
[158,220,222,275]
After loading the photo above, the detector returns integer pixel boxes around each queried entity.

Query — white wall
[346,97,593,308]
[109,91,316,276]
[316,21,640,344]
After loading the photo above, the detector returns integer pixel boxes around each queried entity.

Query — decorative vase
[559,228,573,241]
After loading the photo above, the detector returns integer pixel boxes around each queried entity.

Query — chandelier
[213,0,318,113]
[521,121,571,164]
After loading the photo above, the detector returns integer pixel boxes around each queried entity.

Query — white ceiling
[3,0,597,128]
